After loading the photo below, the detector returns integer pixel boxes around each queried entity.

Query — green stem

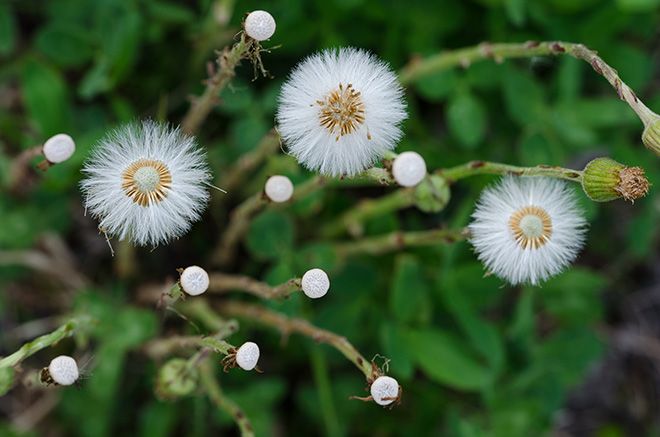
[200,361,255,437]
[208,273,301,299]
[399,41,655,124]
[0,317,94,369]
[333,227,468,258]
[222,129,281,194]
[437,161,583,183]
[310,347,341,437]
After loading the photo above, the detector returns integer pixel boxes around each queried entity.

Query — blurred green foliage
[1,0,659,436]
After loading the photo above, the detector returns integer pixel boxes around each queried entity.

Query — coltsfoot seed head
[244,10,276,41]
[48,355,79,386]
[43,133,75,164]
[370,375,399,406]
[264,175,294,203]
[392,151,427,187]
[180,266,209,296]
[236,342,260,371]
[301,268,330,299]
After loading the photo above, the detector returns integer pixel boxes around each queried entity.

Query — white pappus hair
[80,120,211,247]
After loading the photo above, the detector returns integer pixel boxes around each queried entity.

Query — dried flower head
[81,120,211,246]
[264,175,294,203]
[392,151,427,187]
[582,157,650,202]
[47,355,79,386]
[301,268,330,299]
[180,266,209,296]
[43,133,76,164]
[235,342,260,371]
[244,10,276,41]
[469,177,587,285]
[277,47,407,176]
[370,375,399,406]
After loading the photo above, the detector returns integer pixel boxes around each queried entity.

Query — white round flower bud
[180,266,209,296]
[244,10,276,41]
[43,133,75,164]
[370,376,399,406]
[236,342,260,371]
[301,268,330,299]
[264,175,294,203]
[49,355,79,386]
[392,151,426,187]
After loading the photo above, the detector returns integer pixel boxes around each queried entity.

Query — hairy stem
[333,227,469,258]
[0,317,94,369]
[209,273,301,299]
[399,41,655,125]
[222,129,281,194]
[144,318,239,359]
[200,361,255,437]
[219,301,377,380]
[182,33,252,135]
[437,161,583,183]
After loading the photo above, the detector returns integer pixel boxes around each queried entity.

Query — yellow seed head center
[508,205,553,250]
[317,83,366,140]
[122,159,172,207]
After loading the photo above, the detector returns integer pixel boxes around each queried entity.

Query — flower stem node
[244,10,276,41]
[155,358,198,400]
[392,151,427,187]
[180,266,210,296]
[43,133,76,164]
[642,116,660,156]
[301,268,330,299]
[264,175,294,203]
[582,157,650,202]
[414,174,451,213]
[42,355,79,386]
[235,342,260,371]
[370,375,400,406]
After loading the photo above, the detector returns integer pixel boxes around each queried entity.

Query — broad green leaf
[21,58,72,136]
[380,323,414,379]
[246,210,295,260]
[415,70,458,101]
[35,24,93,67]
[501,65,545,125]
[447,91,487,149]
[390,256,431,326]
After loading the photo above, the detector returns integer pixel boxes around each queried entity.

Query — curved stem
[399,41,655,125]
[333,227,469,259]
[222,129,281,194]
[437,161,583,183]
[208,273,301,299]
[219,301,377,381]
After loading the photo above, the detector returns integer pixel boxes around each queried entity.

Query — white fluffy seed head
[370,376,399,406]
[49,355,79,386]
[236,342,260,371]
[392,151,426,187]
[277,47,407,177]
[244,10,276,41]
[468,176,587,286]
[80,120,211,247]
[301,268,330,299]
[43,133,75,163]
[264,175,294,203]
[180,265,209,296]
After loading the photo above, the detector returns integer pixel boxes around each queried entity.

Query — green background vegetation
[1,0,659,435]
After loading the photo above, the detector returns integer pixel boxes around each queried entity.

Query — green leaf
[380,323,414,379]
[0,2,16,56]
[21,58,72,136]
[447,92,487,149]
[616,0,660,12]
[414,70,458,101]
[407,328,492,391]
[389,255,431,324]
[246,210,295,260]
[505,0,526,26]
[501,65,545,125]
[35,24,93,67]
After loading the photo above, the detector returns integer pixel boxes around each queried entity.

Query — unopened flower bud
[47,355,79,386]
[642,115,660,156]
[370,375,399,406]
[264,175,294,203]
[301,268,330,299]
[43,133,75,164]
[244,10,276,41]
[180,266,209,296]
[392,151,427,187]
[156,358,198,400]
[582,157,650,202]
[414,174,451,213]
[236,342,260,371]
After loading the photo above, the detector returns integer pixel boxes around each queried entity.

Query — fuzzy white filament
[80,120,211,247]
[301,268,330,299]
[236,342,260,371]
[370,376,399,406]
[469,177,587,285]
[277,47,407,177]
[264,175,294,203]
[244,10,276,41]
[49,355,79,386]
[392,151,426,187]
[180,266,209,296]
[43,133,75,164]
